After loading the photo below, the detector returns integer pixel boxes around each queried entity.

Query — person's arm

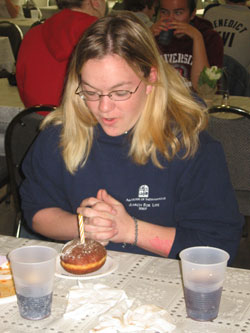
[77,189,176,257]
[170,21,210,90]
[5,0,20,18]
[32,208,80,240]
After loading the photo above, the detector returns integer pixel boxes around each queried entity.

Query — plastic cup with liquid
[8,245,57,320]
[158,28,174,46]
[179,246,229,321]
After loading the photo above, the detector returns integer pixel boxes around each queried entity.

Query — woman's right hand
[77,193,118,244]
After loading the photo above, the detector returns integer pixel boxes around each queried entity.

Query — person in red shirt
[16,0,106,112]
[153,0,223,91]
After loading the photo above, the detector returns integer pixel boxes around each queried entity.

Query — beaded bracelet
[122,216,138,248]
[132,216,138,246]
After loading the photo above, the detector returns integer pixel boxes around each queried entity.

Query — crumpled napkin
[64,282,176,333]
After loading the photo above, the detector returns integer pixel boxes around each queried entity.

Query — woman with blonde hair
[20,11,242,264]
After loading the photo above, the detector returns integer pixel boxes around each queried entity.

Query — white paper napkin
[64,282,176,333]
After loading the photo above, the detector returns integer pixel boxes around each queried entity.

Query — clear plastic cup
[8,245,57,320]
[158,29,174,46]
[179,246,229,321]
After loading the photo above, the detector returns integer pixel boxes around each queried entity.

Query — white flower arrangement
[198,66,223,89]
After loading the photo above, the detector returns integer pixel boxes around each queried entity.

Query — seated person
[152,0,224,91]
[123,0,158,27]
[204,0,250,73]
[111,1,125,10]
[16,0,106,111]
[20,11,243,265]
[0,0,23,18]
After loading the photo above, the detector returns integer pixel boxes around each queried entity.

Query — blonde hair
[41,11,207,174]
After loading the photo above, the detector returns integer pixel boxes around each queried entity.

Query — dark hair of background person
[123,0,156,11]
[228,0,247,3]
[159,0,197,14]
[203,2,220,15]
[187,0,197,13]
[56,0,83,9]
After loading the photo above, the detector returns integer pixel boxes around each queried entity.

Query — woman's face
[79,54,152,137]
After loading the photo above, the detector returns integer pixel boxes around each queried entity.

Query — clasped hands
[77,189,134,246]
[151,17,200,40]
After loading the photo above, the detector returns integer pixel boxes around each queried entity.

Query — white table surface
[0,78,24,155]
[0,18,38,35]
[1,235,250,332]
[0,37,15,74]
[39,5,59,19]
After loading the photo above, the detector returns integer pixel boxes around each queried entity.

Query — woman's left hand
[77,189,134,245]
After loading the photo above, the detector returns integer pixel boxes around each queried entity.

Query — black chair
[0,21,23,60]
[0,119,10,204]
[222,55,250,97]
[22,1,42,19]
[4,105,55,238]
[29,18,46,30]
[209,105,250,120]
[207,110,250,219]
[0,156,9,204]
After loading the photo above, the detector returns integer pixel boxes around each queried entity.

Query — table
[0,37,15,74]
[0,78,24,155]
[1,235,250,332]
[39,5,59,19]
[0,18,38,35]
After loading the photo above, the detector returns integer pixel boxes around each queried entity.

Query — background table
[0,37,15,74]
[0,78,24,155]
[39,5,59,19]
[0,235,250,332]
[0,18,37,35]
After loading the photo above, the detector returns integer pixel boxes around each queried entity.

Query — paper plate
[0,255,11,278]
[0,294,17,304]
[55,254,118,280]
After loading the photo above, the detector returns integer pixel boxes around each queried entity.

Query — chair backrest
[0,156,9,204]
[209,106,250,119]
[29,18,46,30]
[207,113,250,217]
[4,105,55,236]
[222,55,250,97]
[0,21,23,60]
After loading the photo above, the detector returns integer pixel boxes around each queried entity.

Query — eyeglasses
[75,80,142,101]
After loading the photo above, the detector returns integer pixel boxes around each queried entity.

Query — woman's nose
[98,96,115,113]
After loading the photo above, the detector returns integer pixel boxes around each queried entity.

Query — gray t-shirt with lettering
[204,4,250,73]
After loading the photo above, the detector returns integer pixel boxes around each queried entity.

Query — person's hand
[96,189,135,244]
[77,194,116,245]
[77,189,134,245]
[151,16,171,36]
[171,21,202,40]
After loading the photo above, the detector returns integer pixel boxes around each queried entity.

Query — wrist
[132,217,138,246]
[126,216,138,246]
[122,216,139,247]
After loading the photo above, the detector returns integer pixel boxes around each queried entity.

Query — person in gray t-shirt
[204,0,250,73]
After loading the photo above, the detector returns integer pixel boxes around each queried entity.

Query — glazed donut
[60,239,107,275]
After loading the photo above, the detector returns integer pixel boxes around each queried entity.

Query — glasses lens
[111,91,131,101]
[82,91,99,101]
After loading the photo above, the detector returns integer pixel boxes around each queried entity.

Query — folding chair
[4,105,55,237]
[207,109,250,218]
[0,21,23,60]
